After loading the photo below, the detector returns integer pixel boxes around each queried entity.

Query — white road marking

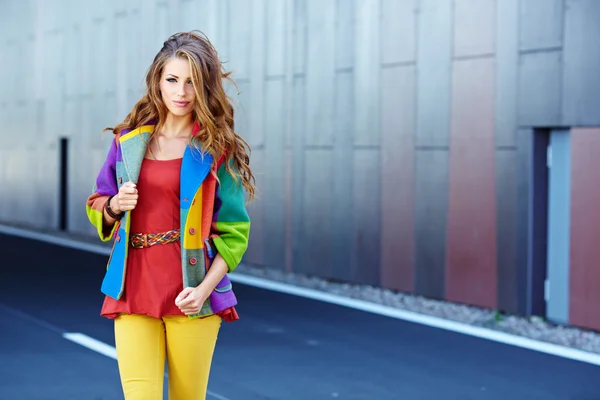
[2,223,600,367]
[0,300,230,400]
[63,332,117,359]
[64,333,231,400]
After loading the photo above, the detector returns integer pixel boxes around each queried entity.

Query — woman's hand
[175,286,211,315]
[115,181,138,212]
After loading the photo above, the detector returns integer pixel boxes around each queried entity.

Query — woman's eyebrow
[165,74,192,79]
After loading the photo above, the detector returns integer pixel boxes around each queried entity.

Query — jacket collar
[117,123,213,206]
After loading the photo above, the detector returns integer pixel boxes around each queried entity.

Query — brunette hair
[105,31,256,200]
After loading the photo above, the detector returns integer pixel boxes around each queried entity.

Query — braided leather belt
[130,229,181,249]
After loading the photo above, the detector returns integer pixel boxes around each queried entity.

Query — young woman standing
[86,31,255,399]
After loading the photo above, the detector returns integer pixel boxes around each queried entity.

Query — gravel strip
[2,221,599,355]
[235,263,600,355]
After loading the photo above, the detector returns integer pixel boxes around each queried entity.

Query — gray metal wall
[2,0,600,319]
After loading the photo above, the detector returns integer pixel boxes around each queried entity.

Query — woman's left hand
[175,286,210,315]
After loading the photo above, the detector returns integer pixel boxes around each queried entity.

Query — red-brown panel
[445,58,497,309]
[380,66,415,293]
[569,127,600,331]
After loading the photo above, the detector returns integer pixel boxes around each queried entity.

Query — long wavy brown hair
[104,31,256,201]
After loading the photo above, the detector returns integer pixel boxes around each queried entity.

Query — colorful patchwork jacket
[85,123,250,318]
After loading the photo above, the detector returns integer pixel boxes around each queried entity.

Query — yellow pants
[114,313,222,400]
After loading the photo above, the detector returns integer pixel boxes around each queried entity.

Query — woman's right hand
[114,181,138,212]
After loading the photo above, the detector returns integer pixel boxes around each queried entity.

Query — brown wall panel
[380,66,415,292]
[446,58,497,309]
[569,127,600,331]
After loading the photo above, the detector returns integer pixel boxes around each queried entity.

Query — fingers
[120,182,137,194]
[180,307,200,316]
[117,182,138,211]
[176,287,203,315]
[179,302,201,315]
[175,288,194,307]
[176,287,194,303]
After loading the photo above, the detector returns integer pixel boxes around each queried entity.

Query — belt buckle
[142,233,149,248]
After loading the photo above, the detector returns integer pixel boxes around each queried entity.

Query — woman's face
[159,57,196,118]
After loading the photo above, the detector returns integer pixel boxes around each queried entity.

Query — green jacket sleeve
[210,161,251,272]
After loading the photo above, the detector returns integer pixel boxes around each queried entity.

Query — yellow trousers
[114,313,222,400]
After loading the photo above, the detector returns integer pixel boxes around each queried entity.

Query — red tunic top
[101,157,238,322]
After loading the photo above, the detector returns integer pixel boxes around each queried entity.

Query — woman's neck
[160,113,193,139]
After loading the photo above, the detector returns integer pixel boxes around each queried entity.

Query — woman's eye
[187,81,193,85]
[166,78,176,83]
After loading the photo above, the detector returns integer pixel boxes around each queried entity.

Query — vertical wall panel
[495,0,519,313]
[415,151,448,299]
[562,0,600,126]
[414,0,452,299]
[262,1,287,269]
[244,0,266,265]
[515,128,533,315]
[292,0,307,76]
[335,0,354,70]
[354,0,380,147]
[380,66,415,293]
[381,0,416,65]
[495,150,518,312]
[415,0,453,148]
[229,0,252,81]
[263,79,286,269]
[291,76,306,273]
[266,0,286,77]
[352,149,381,285]
[249,0,266,148]
[446,58,497,309]
[331,70,354,281]
[331,0,354,280]
[290,0,307,272]
[519,0,564,51]
[495,0,518,147]
[305,0,335,146]
[244,150,265,265]
[301,151,333,278]
[180,0,203,33]
[569,128,600,331]
[518,51,562,127]
[453,0,495,58]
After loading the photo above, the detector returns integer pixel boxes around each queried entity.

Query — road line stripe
[0,303,66,335]
[63,332,118,359]
[62,333,230,400]
[0,299,231,400]
[2,223,600,367]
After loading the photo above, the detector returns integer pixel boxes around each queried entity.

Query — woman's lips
[173,100,190,107]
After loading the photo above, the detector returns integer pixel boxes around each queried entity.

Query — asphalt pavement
[0,232,599,400]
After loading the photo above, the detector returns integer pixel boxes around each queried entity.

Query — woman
[85,31,255,399]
